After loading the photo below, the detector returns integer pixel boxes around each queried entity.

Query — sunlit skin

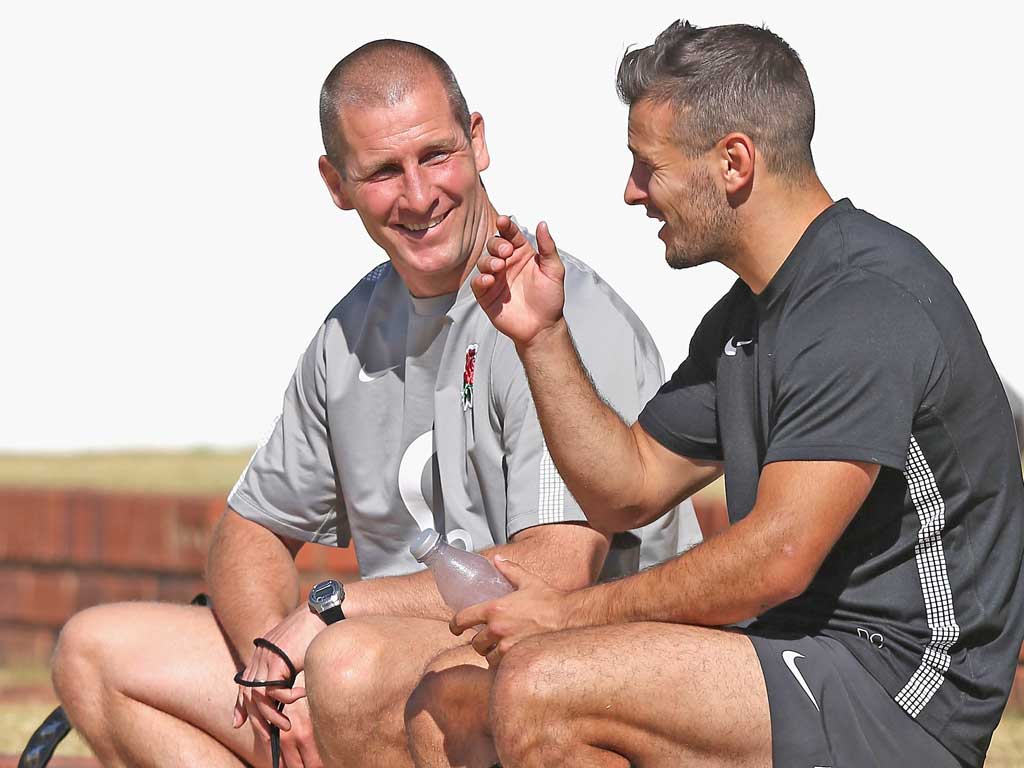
[318,76,498,298]
[623,98,739,270]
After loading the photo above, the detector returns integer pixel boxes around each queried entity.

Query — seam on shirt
[228,488,336,545]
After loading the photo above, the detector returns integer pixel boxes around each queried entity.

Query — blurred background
[2,0,1022,763]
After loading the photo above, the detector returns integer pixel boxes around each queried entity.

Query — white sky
[2,1,1020,451]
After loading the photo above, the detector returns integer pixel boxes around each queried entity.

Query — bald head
[319,40,472,171]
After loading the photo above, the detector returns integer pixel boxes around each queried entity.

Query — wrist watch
[307,579,346,625]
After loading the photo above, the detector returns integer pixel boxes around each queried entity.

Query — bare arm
[456,460,879,658]
[343,522,609,619]
[519,318,722,529]
[473,217,722,529]
[206,507,304,662]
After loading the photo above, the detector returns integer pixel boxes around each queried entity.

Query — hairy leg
[490,623,771,768]
[303,616,466,768]
[52,602,274,768]
[405,645,495,768]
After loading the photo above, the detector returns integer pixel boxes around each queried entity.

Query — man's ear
[319,155,354,210]
[719,133,755,196]
[469,112,490,173]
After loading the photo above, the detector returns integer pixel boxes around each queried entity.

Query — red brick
[66,491,104,566]
[73,572,160,617]
[0,567,78,626]
[0,624,57,665]
[0,488,67,563]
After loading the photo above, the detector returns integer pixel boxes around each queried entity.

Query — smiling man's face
[623,98,736,270]
[324,75,491,297]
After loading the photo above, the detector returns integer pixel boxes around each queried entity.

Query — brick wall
[0,488,358,665]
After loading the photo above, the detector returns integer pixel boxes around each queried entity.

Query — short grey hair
[617,20,816,178]
[319,40,472,171]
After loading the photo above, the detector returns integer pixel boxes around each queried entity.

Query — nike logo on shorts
[782,650,820,712]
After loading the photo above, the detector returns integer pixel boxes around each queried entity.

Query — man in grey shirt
[50,39,697,768]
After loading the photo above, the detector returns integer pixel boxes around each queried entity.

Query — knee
[304,619,391,714]
[491,638,568,760]
[406,661,493,766]
[404,665,469,734]
[51,605,117,713]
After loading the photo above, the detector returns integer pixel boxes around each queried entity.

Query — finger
[233,690,247,728]
[535,221,566,278]
[471,626,500,657]
[245,700,272,741]
[279,733,305,768]
[254,691,293,732]
[496,216,531,249]
[451,603,489,635]
[492,556,538,589]
[485,235,515,261]
[268,686,308,704]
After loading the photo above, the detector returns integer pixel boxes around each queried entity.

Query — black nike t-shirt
[639,199,1024,766]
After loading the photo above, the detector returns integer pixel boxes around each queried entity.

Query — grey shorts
[747,633,962,767]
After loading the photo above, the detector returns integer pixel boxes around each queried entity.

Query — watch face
[309,579,343,611]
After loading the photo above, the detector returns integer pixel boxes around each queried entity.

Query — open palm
[471,216,566,346]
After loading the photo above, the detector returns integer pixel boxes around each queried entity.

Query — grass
[0,449,254,495]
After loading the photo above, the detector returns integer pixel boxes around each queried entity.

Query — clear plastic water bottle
[410,529,514,613]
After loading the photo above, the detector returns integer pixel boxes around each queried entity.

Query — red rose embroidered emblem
[462,344,478,411]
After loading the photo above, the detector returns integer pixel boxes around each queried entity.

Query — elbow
[762,544,817,607]
[584,502,651,536]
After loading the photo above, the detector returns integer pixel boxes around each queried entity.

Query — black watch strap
[319,603,345,625]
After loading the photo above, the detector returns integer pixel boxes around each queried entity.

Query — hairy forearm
[565,512,803,630]
[206,509,302,663]
[517,319,649,527]
[344,526,606,620]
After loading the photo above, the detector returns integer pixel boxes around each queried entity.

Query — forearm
[206,509,302,663]
[344,525,606,619]
[564,512,802,630]
[517,319,650,528]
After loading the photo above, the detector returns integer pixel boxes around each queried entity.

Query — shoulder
[777,269,945,374]
[323,261,395,326]
[557,251,662,365]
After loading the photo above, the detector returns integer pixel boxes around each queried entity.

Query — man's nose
[401,168,435,215]
[624,173,646,206]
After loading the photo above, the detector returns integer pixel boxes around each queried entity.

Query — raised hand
[450,556,571,666]
[472,216,566,347]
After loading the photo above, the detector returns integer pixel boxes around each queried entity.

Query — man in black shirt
[414,19,1024,768]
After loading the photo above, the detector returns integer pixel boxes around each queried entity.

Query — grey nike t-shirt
[230,237,699,579]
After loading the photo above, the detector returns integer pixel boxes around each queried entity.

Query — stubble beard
[664,165,738,270]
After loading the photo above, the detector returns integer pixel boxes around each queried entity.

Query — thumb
[493,556,539,589]
[535,221,565,278]
[267,686,307,704]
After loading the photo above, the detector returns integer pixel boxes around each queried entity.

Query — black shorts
[747,633,962,767]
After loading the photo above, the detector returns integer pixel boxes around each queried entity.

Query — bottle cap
[410,528,442,562]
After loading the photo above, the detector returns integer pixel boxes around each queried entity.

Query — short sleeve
[765,277,947,471]
[638,296,730,461]
[228,325,350,546]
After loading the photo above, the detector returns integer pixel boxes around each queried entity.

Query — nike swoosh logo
[723,336,754,356]
[782,650,820,712]
[358,365,395,383]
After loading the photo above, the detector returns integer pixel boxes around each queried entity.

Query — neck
[724,176,834,294]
